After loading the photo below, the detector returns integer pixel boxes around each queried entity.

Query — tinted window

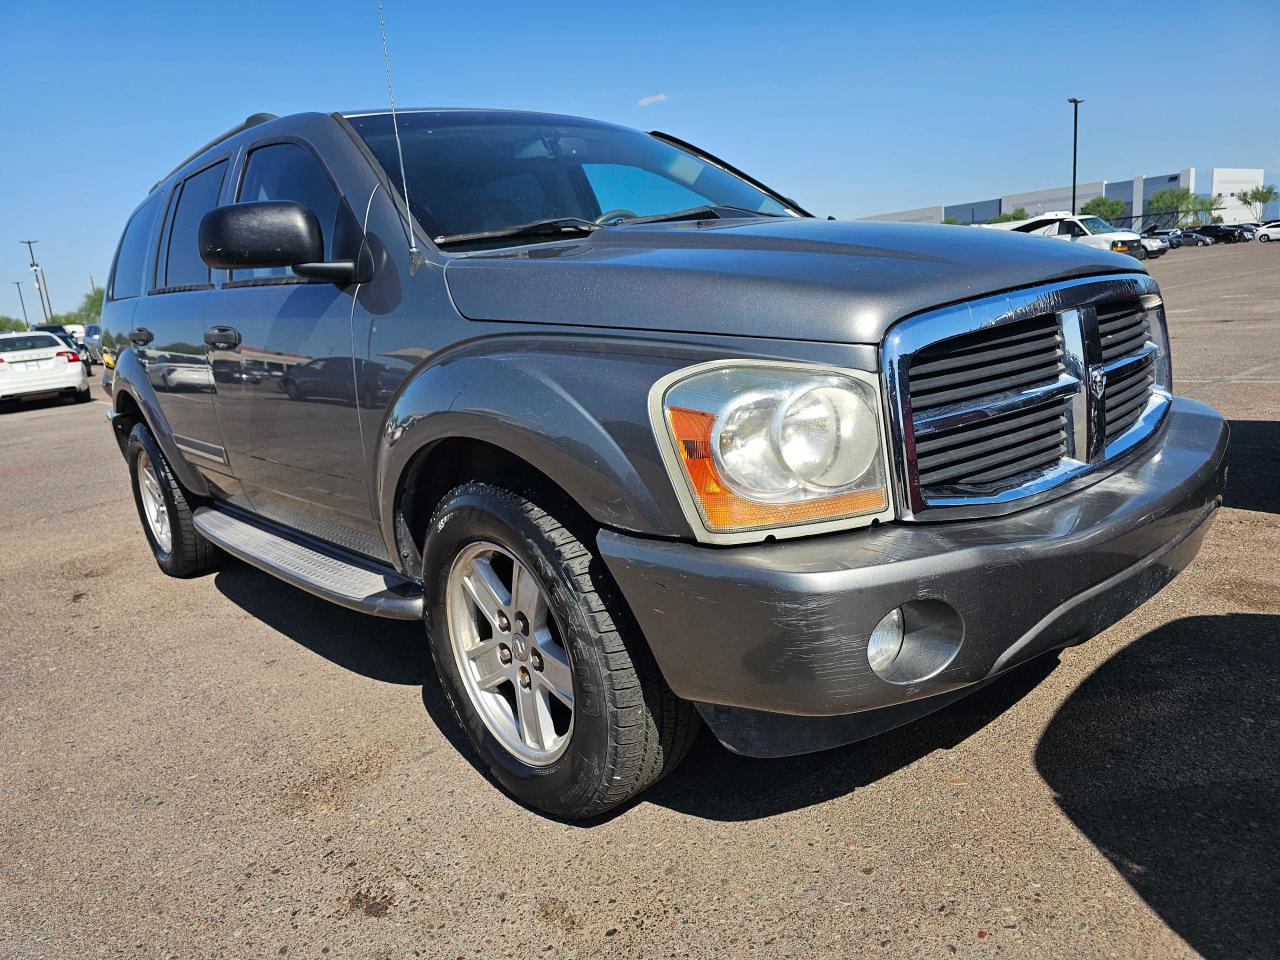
[0,334,61,353]
[582,164,707,219]
[235,143,339,279]
[348,112,794,243]
[110,193,162,301]
[162,161,227,289]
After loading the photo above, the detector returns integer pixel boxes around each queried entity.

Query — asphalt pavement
[1,241,1276,959]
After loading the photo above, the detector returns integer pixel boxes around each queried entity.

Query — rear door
[205,138,380,555]
[128,159,235,488]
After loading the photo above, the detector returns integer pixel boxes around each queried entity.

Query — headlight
[652,362,893,539]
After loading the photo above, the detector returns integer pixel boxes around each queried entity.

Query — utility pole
[18,240,53,321]
[14,282,29,328]
[1067,98,1084,215]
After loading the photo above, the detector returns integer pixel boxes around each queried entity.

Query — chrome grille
[907,315,1068,495]
[883,273,1172,520]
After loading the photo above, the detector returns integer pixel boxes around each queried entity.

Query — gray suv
[102,109,1227,818]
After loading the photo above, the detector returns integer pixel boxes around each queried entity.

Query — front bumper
[599,397,1228,757]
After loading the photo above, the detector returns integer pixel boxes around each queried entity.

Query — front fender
[110,348,210,497]
[377,336,736,545]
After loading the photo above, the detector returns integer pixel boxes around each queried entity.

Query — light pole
[18,240,53,321]
[14,282,29,328]
[1067,98,1084,215]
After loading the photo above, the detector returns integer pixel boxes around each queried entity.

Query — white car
[0,332,91,405]
[1139,235,1170,258]
[981,210,1147,259]
[1257,222,1280,243]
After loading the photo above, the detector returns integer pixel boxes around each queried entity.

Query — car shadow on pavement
[1225,420,1280,514]
[643,652,1061,822]
[212,561,475,758]
[1035,614,1280,960]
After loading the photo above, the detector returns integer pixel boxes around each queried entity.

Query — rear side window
[0,334,61,353]
[109,193,162,301]
[234,143,339,280]
[160,160,228,290]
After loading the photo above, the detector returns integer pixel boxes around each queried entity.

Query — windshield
[0,334,60,353]
[1078,216,1119,235]
[347,111,797,244]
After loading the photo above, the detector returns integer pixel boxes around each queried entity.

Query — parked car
[1236,223,1257,240]
[100,109,1227,819]
[1178,229,1215,247]
[1138,235,1169,259]
[1257,223,1280,242]
[1141,227,1182,249]
[47,331,93,377]
[0,331,91,405]
[982,211,1147,259]
[1194,224,1246,244]
[82,323,105,364]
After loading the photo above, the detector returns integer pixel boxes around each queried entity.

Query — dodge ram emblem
[1090,367,1106,400]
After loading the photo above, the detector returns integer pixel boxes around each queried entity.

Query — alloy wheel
[136,450,172,553]
[446,541,575,765]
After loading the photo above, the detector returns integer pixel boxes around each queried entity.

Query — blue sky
[3,0,1277,315]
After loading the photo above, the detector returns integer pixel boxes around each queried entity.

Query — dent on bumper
[599,397,1228,752]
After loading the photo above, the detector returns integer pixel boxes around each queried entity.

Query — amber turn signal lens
[666,406,887,531]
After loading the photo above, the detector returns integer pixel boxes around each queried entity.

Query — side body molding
[110,348,210,498]
[374,336,728,564]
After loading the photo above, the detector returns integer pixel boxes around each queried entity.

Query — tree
[987,207,1030,224]
[1145,188,1224,227]
[0,315,27,333]
[1080,196,1127,223]
[1235,185,1277,222]
[45,287,104,329]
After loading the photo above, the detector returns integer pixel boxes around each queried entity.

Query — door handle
[204,326,242,349]
[128,326,154,346]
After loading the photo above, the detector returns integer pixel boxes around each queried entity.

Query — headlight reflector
[658,364,891,536]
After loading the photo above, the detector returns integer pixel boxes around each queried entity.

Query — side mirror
[199,201,372,286]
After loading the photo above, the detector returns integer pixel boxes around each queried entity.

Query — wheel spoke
[534,629,574,705]
[463,556,509,627]
[515,681,548,751]
[467,638,509,690]
[510,560,546,625]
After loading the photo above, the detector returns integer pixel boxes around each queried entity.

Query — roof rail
[150,113,277,192]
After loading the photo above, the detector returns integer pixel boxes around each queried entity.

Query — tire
[1261,234,1271,243]
[422,481,698,819]
[1135,246,1147,261]
[285,380,302,401]
[126,422,221,578]
[74,387,91,404]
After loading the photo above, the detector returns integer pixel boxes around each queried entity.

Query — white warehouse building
[864,167,1276,228]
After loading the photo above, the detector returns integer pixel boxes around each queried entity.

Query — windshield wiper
[616,204,787,226]
[435,217,600,248]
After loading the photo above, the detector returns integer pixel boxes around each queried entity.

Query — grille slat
[914,404,1063,456]
[907,312,1067,496]
[1098,300,1152,363]
[917,417,1065,473]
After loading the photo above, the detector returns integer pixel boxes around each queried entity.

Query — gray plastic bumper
[598,397,1228,756]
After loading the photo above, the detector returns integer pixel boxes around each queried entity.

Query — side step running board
[193,506,423,620]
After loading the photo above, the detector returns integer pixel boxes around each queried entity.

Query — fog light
[868,608,905,673]
[866,600,963,684]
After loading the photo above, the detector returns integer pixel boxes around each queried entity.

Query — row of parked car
[1142,221,1280,247]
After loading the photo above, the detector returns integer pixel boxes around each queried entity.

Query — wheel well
[111,391,144,455]
[395,438,590,573]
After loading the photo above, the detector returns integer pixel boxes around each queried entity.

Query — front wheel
[1261,234,1271,243]
[423,481,698,819]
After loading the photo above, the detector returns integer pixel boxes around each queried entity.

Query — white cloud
[637,92,670,107]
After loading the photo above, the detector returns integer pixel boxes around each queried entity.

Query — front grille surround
[882,273,1171,521]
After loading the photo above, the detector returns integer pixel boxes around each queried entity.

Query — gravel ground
[1,242,1276,959]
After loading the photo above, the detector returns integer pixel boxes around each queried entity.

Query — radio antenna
[378,0,423,274]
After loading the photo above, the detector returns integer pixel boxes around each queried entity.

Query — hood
[444,218,1146,344]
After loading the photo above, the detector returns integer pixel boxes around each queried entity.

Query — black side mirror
[199,201,372,286]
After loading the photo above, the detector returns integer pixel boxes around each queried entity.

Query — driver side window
[234,143,340,280]
[582,163,709,219]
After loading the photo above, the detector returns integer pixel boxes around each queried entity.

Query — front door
[206,141,381,557]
